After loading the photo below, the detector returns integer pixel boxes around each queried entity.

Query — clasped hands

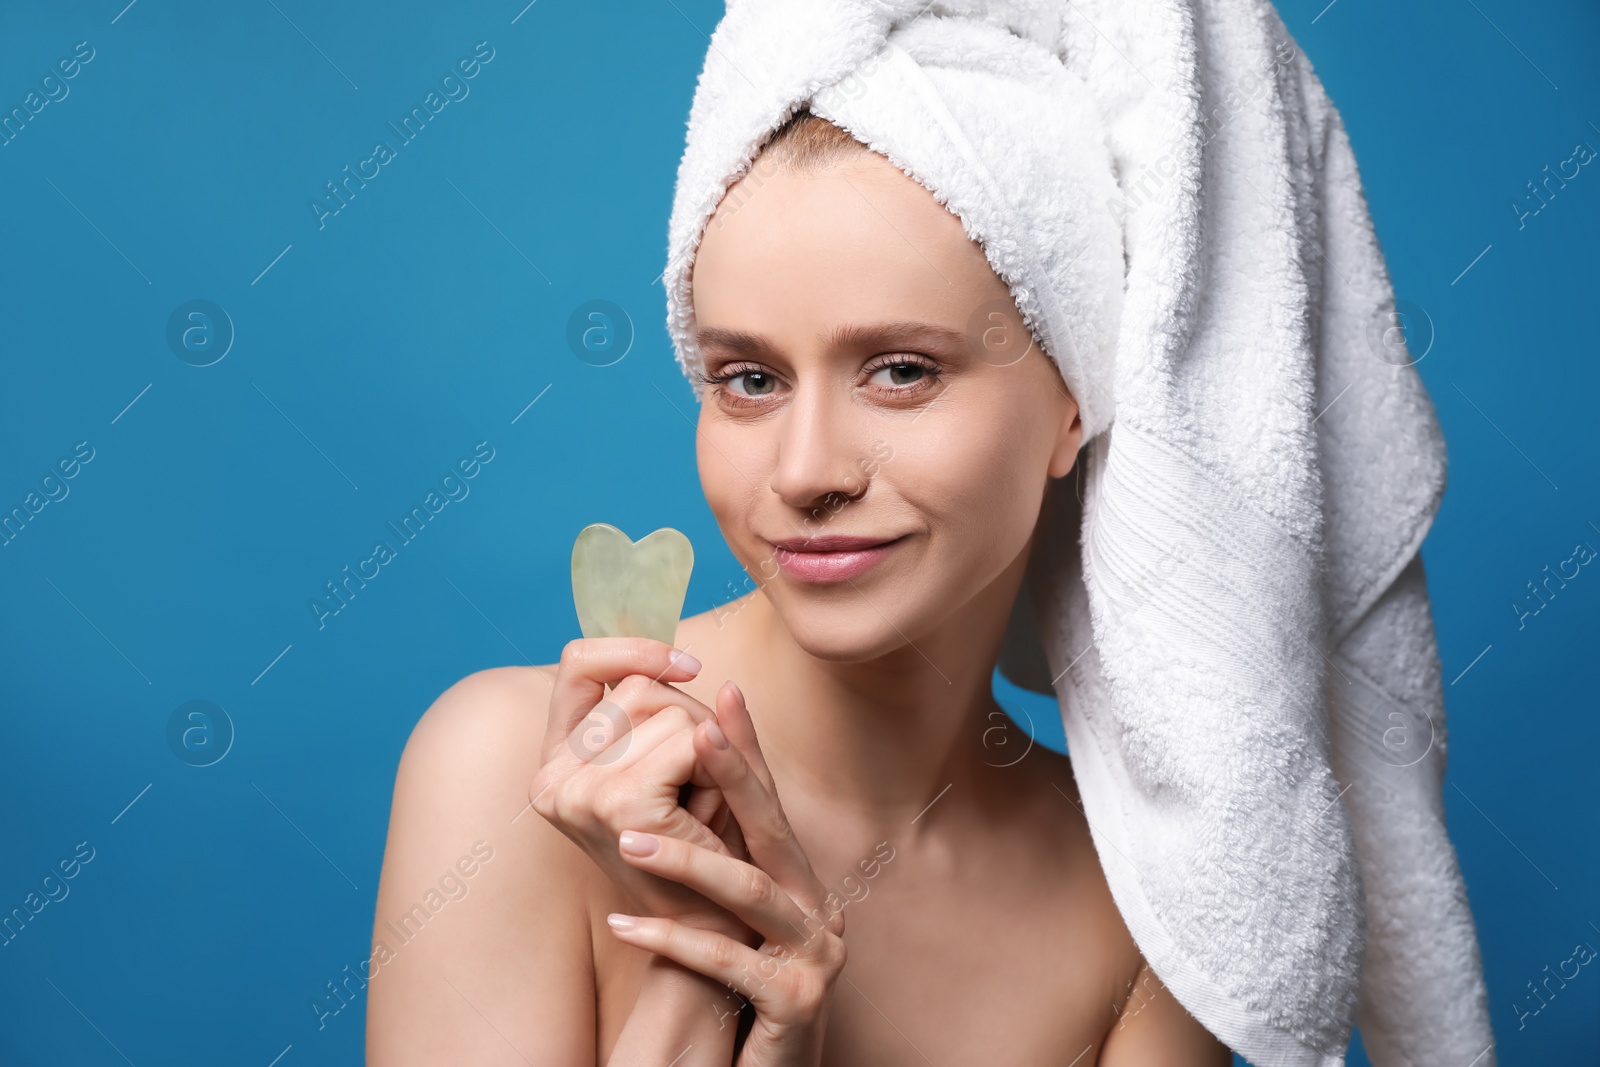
[529,637,847,1063]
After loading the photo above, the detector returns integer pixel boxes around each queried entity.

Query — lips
[766,534,906,583]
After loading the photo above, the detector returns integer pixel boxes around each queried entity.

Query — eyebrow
[696,320,968,358]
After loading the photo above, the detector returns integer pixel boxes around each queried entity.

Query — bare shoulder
[400,664,556,779]
[389,665,561,846]
[367,664,595,1066]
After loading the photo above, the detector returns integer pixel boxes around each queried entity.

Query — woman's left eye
[868,361,930,388]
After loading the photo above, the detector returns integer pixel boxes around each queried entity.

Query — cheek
[697,416,766,540]
[903,408,1042,513]
[889,393,1053,562]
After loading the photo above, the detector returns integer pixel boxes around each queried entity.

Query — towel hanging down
[660,2,1494,1064]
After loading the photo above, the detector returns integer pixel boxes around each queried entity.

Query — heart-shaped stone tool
[571,523,694,645]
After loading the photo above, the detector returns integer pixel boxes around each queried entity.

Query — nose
[767,380,872,514]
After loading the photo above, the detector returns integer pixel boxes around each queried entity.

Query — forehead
[690,152,1005,341]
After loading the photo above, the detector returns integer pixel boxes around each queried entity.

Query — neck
[722,533,1035,840]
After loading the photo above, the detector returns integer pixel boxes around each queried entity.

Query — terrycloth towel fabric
[661,2,1495,1064]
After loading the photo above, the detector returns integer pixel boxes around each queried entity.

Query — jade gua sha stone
[571,524,694,646]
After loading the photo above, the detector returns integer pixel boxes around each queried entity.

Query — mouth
[765,534,908,584]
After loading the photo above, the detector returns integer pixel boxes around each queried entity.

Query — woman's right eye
[727,371,777,397]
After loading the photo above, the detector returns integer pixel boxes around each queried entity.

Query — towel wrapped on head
[663,2,1495,1064]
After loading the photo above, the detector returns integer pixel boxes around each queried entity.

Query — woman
[370,1,1497,1062]
[366,104,1230,1063]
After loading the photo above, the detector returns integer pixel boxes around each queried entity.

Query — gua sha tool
[570,524,694,645]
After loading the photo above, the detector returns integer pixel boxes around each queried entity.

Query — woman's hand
[529,637,754,944]
[605,681,848,1066]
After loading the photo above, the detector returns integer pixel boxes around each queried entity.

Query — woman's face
[691,147,1082,661]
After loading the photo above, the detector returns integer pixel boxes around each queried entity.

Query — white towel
[661,2,1495,1063]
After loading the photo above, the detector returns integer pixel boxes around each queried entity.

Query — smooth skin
[367,145,1233,1065]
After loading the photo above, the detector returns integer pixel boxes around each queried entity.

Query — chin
[755,559,940,659]
[763,579,932,662]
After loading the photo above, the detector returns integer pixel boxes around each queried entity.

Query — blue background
[1,1,1595,1063]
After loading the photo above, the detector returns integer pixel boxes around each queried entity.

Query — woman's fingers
[570,699,703,778]
[684,783,725,828]
[616,831,822,949]
[691,709,834,931]
[620,728,736,856]
[716,804,749,862]
[713,680,776,791]
[606,913,767,993]
[550,668,720,782]
[606,913,829,1020]
[543,638,703,763]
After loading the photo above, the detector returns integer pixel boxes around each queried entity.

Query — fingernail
[668,648,702,673]
[725,679,744,702]
[607,913,638,932]
[619,830,660,856]
[705,719,730,750]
